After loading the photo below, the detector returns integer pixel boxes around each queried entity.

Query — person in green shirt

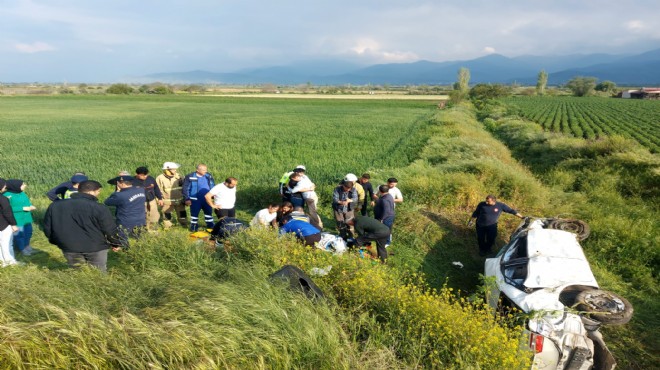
[345,215,390,263]
[5,180,38,256]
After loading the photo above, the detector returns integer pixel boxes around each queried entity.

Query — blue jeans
[381,216,394,244]
[13,223,33,252]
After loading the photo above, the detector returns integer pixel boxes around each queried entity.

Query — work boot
[163,220,173,229]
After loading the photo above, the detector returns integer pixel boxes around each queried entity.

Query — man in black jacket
[374,184,395,246]
[346,215,390,263]
[43,181,122,271]
[469,194,524,256]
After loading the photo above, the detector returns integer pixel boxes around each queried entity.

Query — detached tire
[575,289,633,325]
[547,219,590,240]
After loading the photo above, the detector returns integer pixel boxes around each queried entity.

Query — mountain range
[139,48,660,86]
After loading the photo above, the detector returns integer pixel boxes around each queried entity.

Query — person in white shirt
[205,177,238,219]
[289,165,323,229]
[250,203,280,228]
[387,178,403,205]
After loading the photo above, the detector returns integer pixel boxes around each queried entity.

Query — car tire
[547,219,590,240]
[575,289,633,325]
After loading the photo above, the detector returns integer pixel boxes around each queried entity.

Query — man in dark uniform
[346,215,391,263]
[46,173,88,201]
[469,194,524,256]
[104,175,147,239]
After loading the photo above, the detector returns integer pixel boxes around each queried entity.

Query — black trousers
[476,224,498,253]
[214,207,236,218]
[301,233,322,247]
[63,249,109,272]
[357,232,390,262]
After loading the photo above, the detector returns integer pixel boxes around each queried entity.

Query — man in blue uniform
[104,175,147,239]
[469,194,524,256]
[279,217,322,247]
[183,164,216,231]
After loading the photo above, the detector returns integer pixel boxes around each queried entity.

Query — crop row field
[0,95,435,208]
[503,96,660,152]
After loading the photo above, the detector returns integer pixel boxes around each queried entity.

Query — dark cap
[71,174,89,184]
[107,175,134,185]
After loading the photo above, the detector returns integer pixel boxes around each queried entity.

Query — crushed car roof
[523,228,599,289]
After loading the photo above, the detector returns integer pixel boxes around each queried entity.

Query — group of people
[0,160,522,271]
[274,165,404,262]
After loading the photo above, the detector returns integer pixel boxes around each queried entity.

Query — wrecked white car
[485,218,633,370]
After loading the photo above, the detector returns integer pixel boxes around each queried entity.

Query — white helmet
[344,173,358,182]
[162,162,181,170]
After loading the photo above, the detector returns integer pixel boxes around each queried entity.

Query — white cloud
[351,38,380,55]
[347,38,417,62]
[483,47,496,54]
[15,41,55,53]
[626,20,644,32]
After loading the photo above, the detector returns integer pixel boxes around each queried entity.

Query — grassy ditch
[477,99,659,369]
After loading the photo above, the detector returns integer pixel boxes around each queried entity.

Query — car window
[501,235,529,289]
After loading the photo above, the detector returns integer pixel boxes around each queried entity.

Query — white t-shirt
[251,208,277,227]
[208,183,237,208]
[290,174,317,200]
[388,187,403,205]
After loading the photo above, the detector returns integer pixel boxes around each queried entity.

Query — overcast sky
[1,0,658,82]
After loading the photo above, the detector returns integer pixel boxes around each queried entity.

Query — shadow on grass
[417,210,511,295]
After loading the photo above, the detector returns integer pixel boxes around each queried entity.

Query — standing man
[183,164,216,232]
[156,162,187,228]
[374,184,395,246]
[332,179,358,238]
[288,165,322,229]
[43,180,122,272]
[345,174,365,217]
[46,172,87,201]
[346,216,390,263]
[469,195,524,256]
[387,178,404,205]
[206,177,238,219]
[358,173,376,216]
[134,166,163,230]
[0,179,19,267]
[104,175,147,239]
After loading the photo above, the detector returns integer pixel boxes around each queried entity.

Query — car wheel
[575,289,633,325]
[547,219,590,240]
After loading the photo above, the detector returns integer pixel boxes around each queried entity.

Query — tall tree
[536,70,548,96]
[457,67,470,94]
[566,76,598,97]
